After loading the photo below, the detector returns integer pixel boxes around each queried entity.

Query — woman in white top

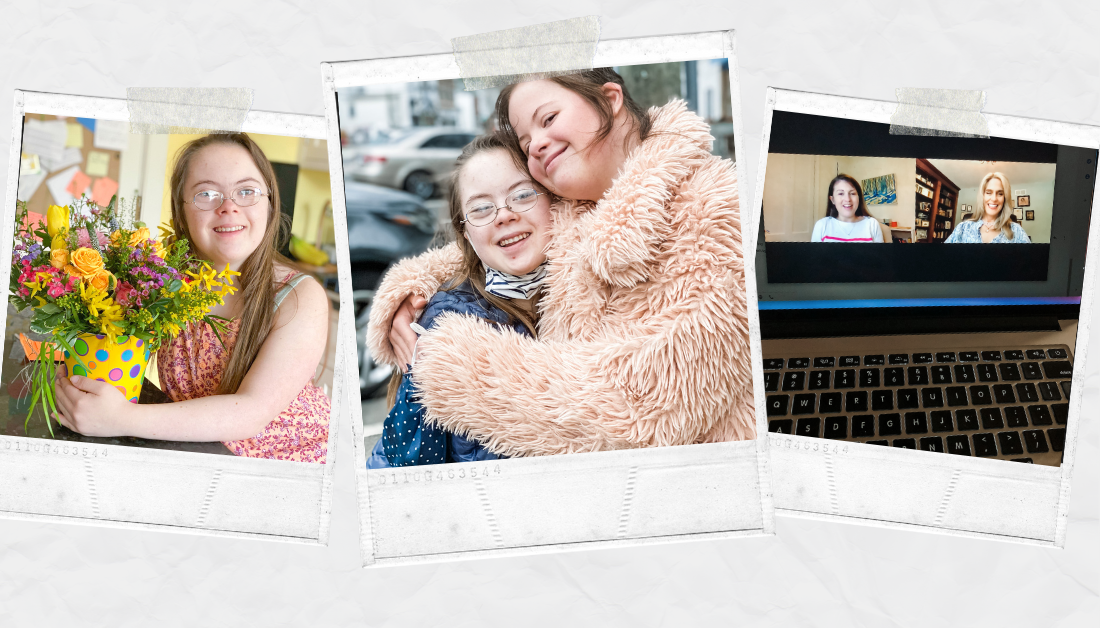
[810,174,885,243]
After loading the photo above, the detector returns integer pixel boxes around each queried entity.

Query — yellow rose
[49,248,69,269]
[152,240,168,259]
[63,264,80,277]
[69,247,105,278]
[87,269,112,292]
[129,227,151,246]
[46,205,69,239]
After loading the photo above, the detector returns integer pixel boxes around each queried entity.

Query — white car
[348,128,478,199]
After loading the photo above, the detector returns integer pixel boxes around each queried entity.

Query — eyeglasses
[462,188,544,227]
[188,187,268,211]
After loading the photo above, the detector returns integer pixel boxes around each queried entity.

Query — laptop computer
[755,108,1097,468]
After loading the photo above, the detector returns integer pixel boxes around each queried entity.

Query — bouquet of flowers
[9,196,239,435]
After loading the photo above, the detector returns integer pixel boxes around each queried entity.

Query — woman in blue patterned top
[944,172,1031,243]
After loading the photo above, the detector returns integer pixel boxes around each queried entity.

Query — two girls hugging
[367,68,755,468]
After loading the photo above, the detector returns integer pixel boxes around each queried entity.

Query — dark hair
[495,68,652,165]
[169,133,292,394]
[825,174,873,219]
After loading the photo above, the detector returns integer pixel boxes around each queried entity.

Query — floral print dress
[157,271,330,463]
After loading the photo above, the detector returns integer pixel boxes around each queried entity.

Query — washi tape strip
[890,88,989,138]
[451,16,601,91]
[126,87,254,134]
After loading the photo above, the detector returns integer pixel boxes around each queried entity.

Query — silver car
[348,128,478,199]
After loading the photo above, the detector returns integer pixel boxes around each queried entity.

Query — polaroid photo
[754,87,1098,545]
[1,91,348,542]
[322,29,772,565]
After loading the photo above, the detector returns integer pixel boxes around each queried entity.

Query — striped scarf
[484,260,549,299]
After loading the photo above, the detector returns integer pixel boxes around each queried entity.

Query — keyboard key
[1052,403,1069,425]
[819,392,842,414]
[769,419,793,434]
[1061,381,1071,398]
[845,391,868,412]
[1048,428,1066,451]
[792,394,816,415]
[763,358,784,370]
[998,432,1024,456]
[764,372,780,392]
[896,388,919,409]
[921,387,944,408]
[1042,361,1073,379]
[1047,348,1068,359]
[864,355,885,366]
[981,351,1002,361]
[947,435,972,456]
[808,370,831,390]
[893,438,917,449]
[782,371,806,391]
[879,413,902,436]
[884,368,905,386]
[1021,362,1043,380]
[977,364,998,382]
[931,365,952,384]
[920,436,945,452]
[834,369,855,389]
[813,357,835,368]
[867,440,889,446]
[823,416,848,439]
[1023,430,1049,454]
[859,368,880,388]
[998,363,1021,381]
[946,386,968,407]
[956,409,980,431]
[1027,405,1053,426]
[1039,382,1062,401]
[912,353,933,364]
[931,410,954,432]
[871,390,894,411]
[852,415,875,437]
[787,358,810,369]
[839,356,860,367]
[1015,382,1038,403]
[796,417,821,437]
[1005,406,1028,428]
[959,351,979,362]
[766,395,789,416]
[980,407,1005,430]
[935,352,957,363]
[973,433,998,456]
[907,366,929,386]
[954,364,976,383]
[993,384,1016,404]
[1004,350,1024,361]
[905,412,928,434]
[889,354,909,365]
[1025,349,1046,360]
[969,385,992,405]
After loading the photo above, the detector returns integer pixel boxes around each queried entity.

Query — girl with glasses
[53,133,331,463]
[367,133,553,468]
[369,68,753,459]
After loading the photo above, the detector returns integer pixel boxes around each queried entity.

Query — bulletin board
[19,114,123,218]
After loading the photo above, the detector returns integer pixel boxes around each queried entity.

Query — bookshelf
[915,158,961,243]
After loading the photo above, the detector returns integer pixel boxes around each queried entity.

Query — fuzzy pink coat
[367,101,755,457]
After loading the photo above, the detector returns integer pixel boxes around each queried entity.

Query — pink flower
[115,281,137,308]
[76,228,91,248]
[47,282,70,298]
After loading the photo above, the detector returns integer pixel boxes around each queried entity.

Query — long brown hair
[825,174,874,219]
[168,133,292,394]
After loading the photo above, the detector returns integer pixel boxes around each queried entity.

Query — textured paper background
[0,1,1097,625]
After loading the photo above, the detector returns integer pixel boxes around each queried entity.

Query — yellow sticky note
[85,151,110,177]
[66,122,84,148]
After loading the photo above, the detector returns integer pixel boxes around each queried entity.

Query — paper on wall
[66,122,85,148]
[17,171,47,202]
[67,169,92,197]
[39,146,82,173]
[20,153,41,175]
[93,120,129,151]
[46,165,80,206]
[85,151,110,177]
[21,118,67,163]
[91,177,119,207]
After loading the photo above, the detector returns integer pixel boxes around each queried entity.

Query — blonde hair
[966,172,1015,240]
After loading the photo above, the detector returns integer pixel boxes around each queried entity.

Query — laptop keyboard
[764,346,1072,467]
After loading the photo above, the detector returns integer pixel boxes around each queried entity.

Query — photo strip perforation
[754,87,1098,546]
[1,90,350,543]
[323,29,772,566]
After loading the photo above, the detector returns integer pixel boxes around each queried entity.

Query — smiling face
[459,149,553,277]
[508,80,625,202]
[830,179,861,222]
[983,176,1006,219]
[182,143,270,271]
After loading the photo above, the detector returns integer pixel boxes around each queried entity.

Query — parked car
[348,127,478,199]
[345,181,438,397]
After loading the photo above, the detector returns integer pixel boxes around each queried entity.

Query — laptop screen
[756,112,1097,327]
